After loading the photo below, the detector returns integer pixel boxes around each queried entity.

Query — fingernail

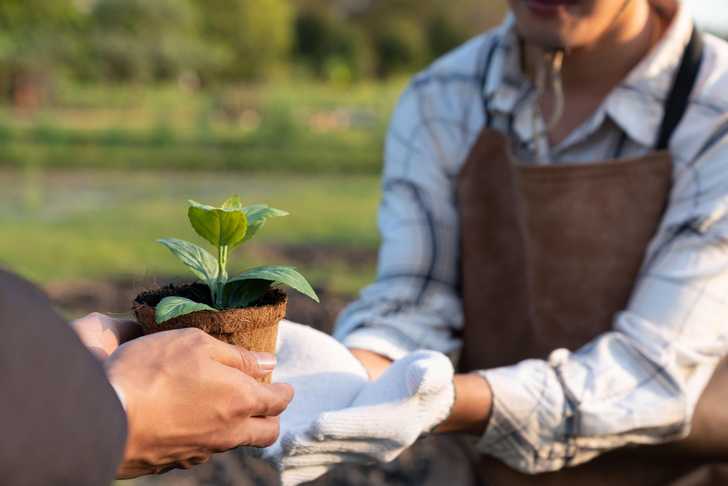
[253,352,277,371]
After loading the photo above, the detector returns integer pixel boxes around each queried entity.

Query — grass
[0,79,406,173]
[0,168,381,295]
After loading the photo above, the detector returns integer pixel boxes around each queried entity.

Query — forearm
[436,372,492,434]
[350,348,393,380]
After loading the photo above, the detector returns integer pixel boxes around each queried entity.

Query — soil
[126,434,478,486]
[134,282,287,310]
[135,282,214,307]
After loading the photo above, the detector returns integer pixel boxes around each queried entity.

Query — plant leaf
[240,204,289,244]
[157,238,219,287]
[155,296,217,324]
[188,199,248,247]
[227,265,319,303]
[222,195,242,210]
[223,278,273,308]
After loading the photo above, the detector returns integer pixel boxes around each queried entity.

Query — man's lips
[525,0,579,16]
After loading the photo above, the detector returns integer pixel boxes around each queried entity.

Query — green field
[0,80,405,174]
[0,169,381,295]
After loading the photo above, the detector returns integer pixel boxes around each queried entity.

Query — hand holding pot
[105,327,294,479]
[71,312,142,360]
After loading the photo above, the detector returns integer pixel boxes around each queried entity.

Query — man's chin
[510,0,588,50]
[516,27,571,51]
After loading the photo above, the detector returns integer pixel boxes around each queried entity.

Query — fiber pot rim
[133,283,287,335]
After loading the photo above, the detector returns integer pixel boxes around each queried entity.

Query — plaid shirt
[334,0,728,474]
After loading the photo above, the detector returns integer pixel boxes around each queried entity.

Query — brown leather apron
[457,28,728,486]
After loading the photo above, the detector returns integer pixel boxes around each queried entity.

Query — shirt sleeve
[0,269,128,485]
[478,118,728,474]
[333,75,482,360]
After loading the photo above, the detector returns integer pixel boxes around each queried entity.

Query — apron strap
[654,26,705,151]
[480,38,500,127]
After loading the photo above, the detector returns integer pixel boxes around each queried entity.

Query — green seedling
[155,195,319,324]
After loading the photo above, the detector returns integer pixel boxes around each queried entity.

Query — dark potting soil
[134,282,286,309]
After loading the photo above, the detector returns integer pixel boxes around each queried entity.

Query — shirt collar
[484,15,528,116]
[606,0,693,148]
[484,0,695,150]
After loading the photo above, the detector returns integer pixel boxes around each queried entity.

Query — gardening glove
[278,349,455,486]
[258,320,369,462]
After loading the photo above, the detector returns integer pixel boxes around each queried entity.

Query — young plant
[155,195,319,324]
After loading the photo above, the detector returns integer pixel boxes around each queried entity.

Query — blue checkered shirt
[334,0,728,473]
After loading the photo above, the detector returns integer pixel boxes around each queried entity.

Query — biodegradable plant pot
[133,283,287,383]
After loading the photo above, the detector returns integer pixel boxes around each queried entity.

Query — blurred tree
[298,0,506,78]
[194,0,294,81]
[293,9,373,82]
[0,0,508,96]
[0,0,81,28]
[426,11,469,59]
[90,0,226,83]
[0,0,84,107]
[371,16,426,77]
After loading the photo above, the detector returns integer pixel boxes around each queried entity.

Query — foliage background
[0,0,506,88]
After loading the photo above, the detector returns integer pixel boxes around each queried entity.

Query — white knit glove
[260,321,369,466]
[264,322,455,486]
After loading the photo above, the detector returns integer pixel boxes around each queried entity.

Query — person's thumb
[405,351,454,397]
[240,350,277,379]
[207,336,276,379]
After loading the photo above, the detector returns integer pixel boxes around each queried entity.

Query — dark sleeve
[0,269,127,486]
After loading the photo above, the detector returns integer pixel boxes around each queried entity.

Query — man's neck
[525,0,658,94]
[523,0,664,145]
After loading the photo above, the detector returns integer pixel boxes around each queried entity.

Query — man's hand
[262,321,370,458]
[351,348,493,435]
[71,312,142,360]
[263,324,454,486]
[279,351,454,485]
[105,328,294,479]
